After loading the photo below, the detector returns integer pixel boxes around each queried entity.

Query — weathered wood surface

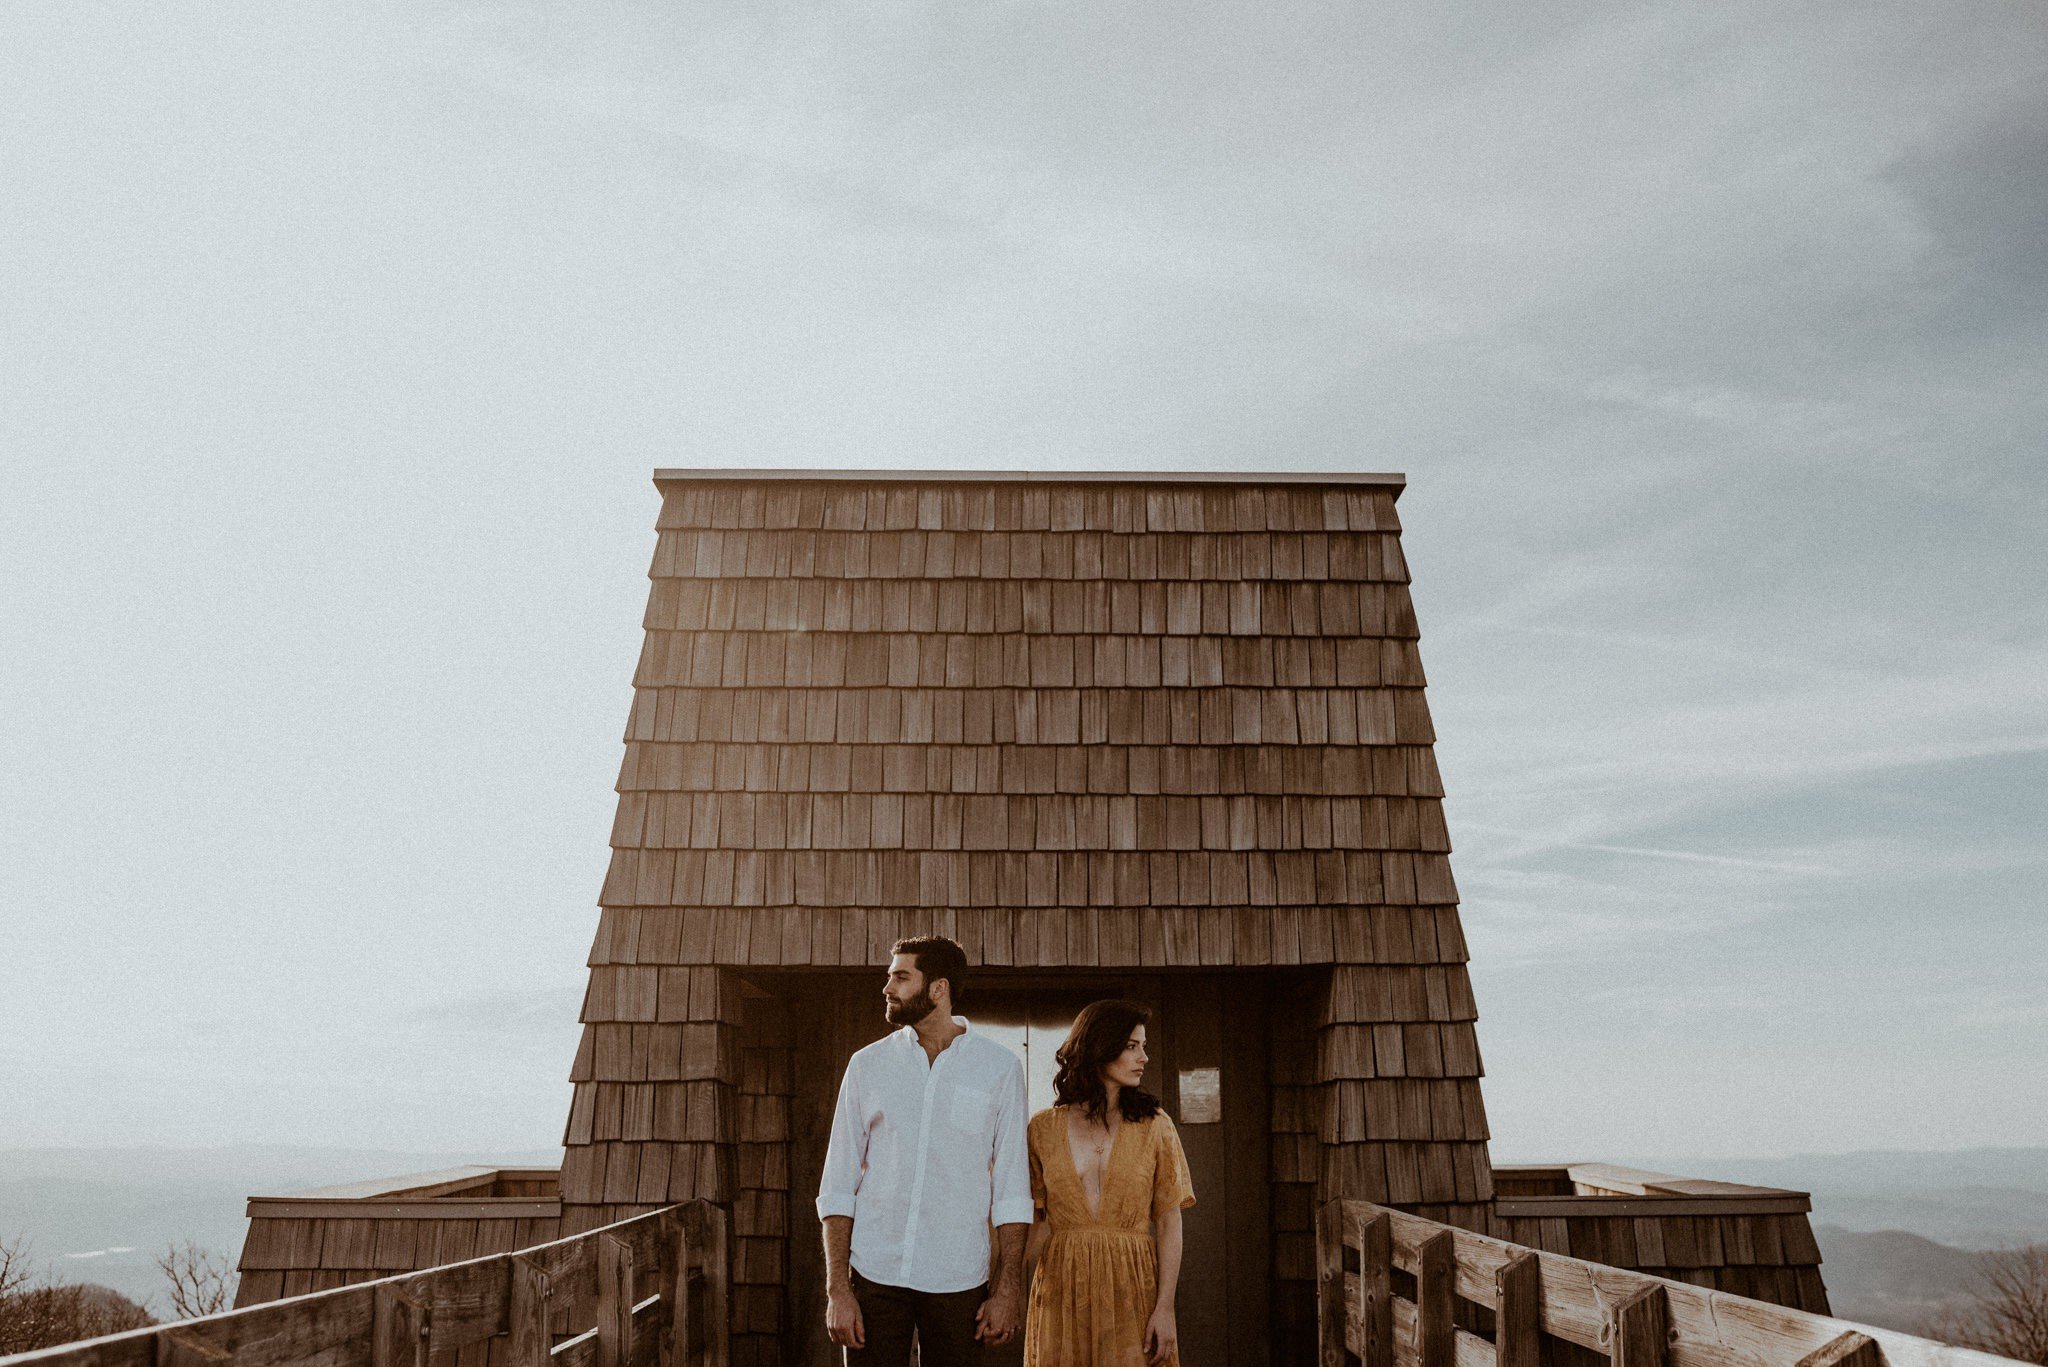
[673,1206,727,1367]
[1355,1210,1394,1367]
[1319,1199,2029,1367]
[1797,1334,1884,1367]
[1415,1232,1454,1367]
[154,1332,230,1367]
[507,1259,552,1367]
[1493,1252,1540,1367]
[0,1203,727,1367]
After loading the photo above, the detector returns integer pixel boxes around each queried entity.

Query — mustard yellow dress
[1024,1105,1197,1367]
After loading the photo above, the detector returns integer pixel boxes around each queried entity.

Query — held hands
[975,1287,1020,1344]
[1143,1307,1177,1366]
[825,1287,865,1349]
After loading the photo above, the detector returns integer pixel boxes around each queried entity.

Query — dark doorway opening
[776,970,1271,1367]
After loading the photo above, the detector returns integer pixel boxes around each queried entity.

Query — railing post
[1609,1284,1668,1367]
[1495,1252,1540,1367]
[1316,1202,1350,1367]
[372,1285,431,1367]
[662,1208,689,1367]
[599,1235,636,1367]
[1416,1231,1455,1367]
[680,1201,730,1367]
[1354,1209,1392,1367]
[509,1255,553,1367]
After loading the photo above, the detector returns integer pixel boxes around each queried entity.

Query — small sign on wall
[1177,1067,1221,1124]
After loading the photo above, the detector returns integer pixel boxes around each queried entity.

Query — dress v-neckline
[1062,1106,1127,1221]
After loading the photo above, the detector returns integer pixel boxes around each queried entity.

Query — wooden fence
[1316,1200,2022,1367]
[0,1204,727,1367]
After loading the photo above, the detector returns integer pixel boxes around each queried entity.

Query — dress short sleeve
[1150,1114,1197,1219]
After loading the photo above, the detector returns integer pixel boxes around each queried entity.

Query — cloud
[2,0,2043,1155]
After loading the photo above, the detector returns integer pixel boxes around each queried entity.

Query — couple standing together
[817,936,1196,1367]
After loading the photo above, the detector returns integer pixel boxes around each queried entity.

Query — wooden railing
[0,1203,728,1367]
[1316,1200,2023,1367]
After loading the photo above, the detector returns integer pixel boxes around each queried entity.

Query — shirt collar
[896,1016,973,1050]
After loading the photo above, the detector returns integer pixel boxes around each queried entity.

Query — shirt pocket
[949,1084,991,1132]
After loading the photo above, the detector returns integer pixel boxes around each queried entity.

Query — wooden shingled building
[568,470,1486,1367]
[231,469,1837,1367]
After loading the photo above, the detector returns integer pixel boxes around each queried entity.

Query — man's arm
[817,1061,867,1349]
[976,1059,1034,1343]
[821,1216,863,1349]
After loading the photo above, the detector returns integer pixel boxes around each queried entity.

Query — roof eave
[651,468,1406,498]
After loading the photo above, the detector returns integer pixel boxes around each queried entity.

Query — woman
[1023,999,1195,1367]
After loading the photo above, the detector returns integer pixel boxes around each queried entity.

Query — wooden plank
[1796,1333,1884,1367]
[1495,1198,1812,1219]
[666,1210,693,1367]
[599,1236,636,1367]
[1495,1252,1540,1367]
[1383,1300,1495,1367]
[551,1297,665,1367]
[1567,1166,1808,1202]
[1316,1202,1348,1367]
[682,1201,731,1367]
[1416,1230,1455,1367]
[403,1248,514,1351]
[507,1257,552,1367]
[153,1331,228,1367]
[253,1168,502,1204]
[1611,1284,1669,1367]
[1354,1209,1393,1367]
[372,1287,430,1367]
[246,1201,563,1222]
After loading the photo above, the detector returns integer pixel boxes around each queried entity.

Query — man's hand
[1143,1306,1177,1366]
[826,1286,865,1349]
[975,1287,1020,1345]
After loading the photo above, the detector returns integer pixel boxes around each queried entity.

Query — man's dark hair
[891,935,969,1005]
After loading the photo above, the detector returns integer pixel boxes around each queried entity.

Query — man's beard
[885,986,938,1027]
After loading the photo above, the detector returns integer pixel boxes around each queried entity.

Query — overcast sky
[3,1,2044,1167]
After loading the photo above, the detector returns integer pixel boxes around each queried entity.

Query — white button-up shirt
[816,1018,1033,1294]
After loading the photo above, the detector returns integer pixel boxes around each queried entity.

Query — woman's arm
[1024,1212,1050,1276]
[1144,1205,1183,1366]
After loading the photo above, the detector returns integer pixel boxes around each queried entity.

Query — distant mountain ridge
[1616,1146,2048,1251]
[1812,1225,2039,1335]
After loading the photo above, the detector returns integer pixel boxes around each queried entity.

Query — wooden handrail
[1316,1199,2026,1367]
[0,1203,729,1367]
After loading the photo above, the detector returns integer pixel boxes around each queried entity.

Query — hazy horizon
[3,2,2044,1161]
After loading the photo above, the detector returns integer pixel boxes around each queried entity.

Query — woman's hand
[1143,1306,1177,1366]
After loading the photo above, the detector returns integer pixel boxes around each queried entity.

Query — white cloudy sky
[3,2,2043,1164]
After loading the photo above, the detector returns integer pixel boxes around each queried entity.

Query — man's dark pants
[846,1268,986,1367]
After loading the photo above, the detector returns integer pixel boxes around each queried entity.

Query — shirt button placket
[899,1047,943,1287]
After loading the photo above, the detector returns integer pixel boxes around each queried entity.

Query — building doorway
[781,971,1270,1367]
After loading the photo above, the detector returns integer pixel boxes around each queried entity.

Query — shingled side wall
[562,476,1496,1365]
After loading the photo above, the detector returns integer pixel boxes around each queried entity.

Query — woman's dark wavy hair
[1052,999,1162,1122]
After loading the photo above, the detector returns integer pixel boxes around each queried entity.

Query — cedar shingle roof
[565,473,1489,1237]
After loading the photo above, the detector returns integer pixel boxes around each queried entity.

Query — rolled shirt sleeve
[815,1055,866,1221]
[989,1055,1035,1227]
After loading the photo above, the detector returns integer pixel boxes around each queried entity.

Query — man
[817,936,1031,1366]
